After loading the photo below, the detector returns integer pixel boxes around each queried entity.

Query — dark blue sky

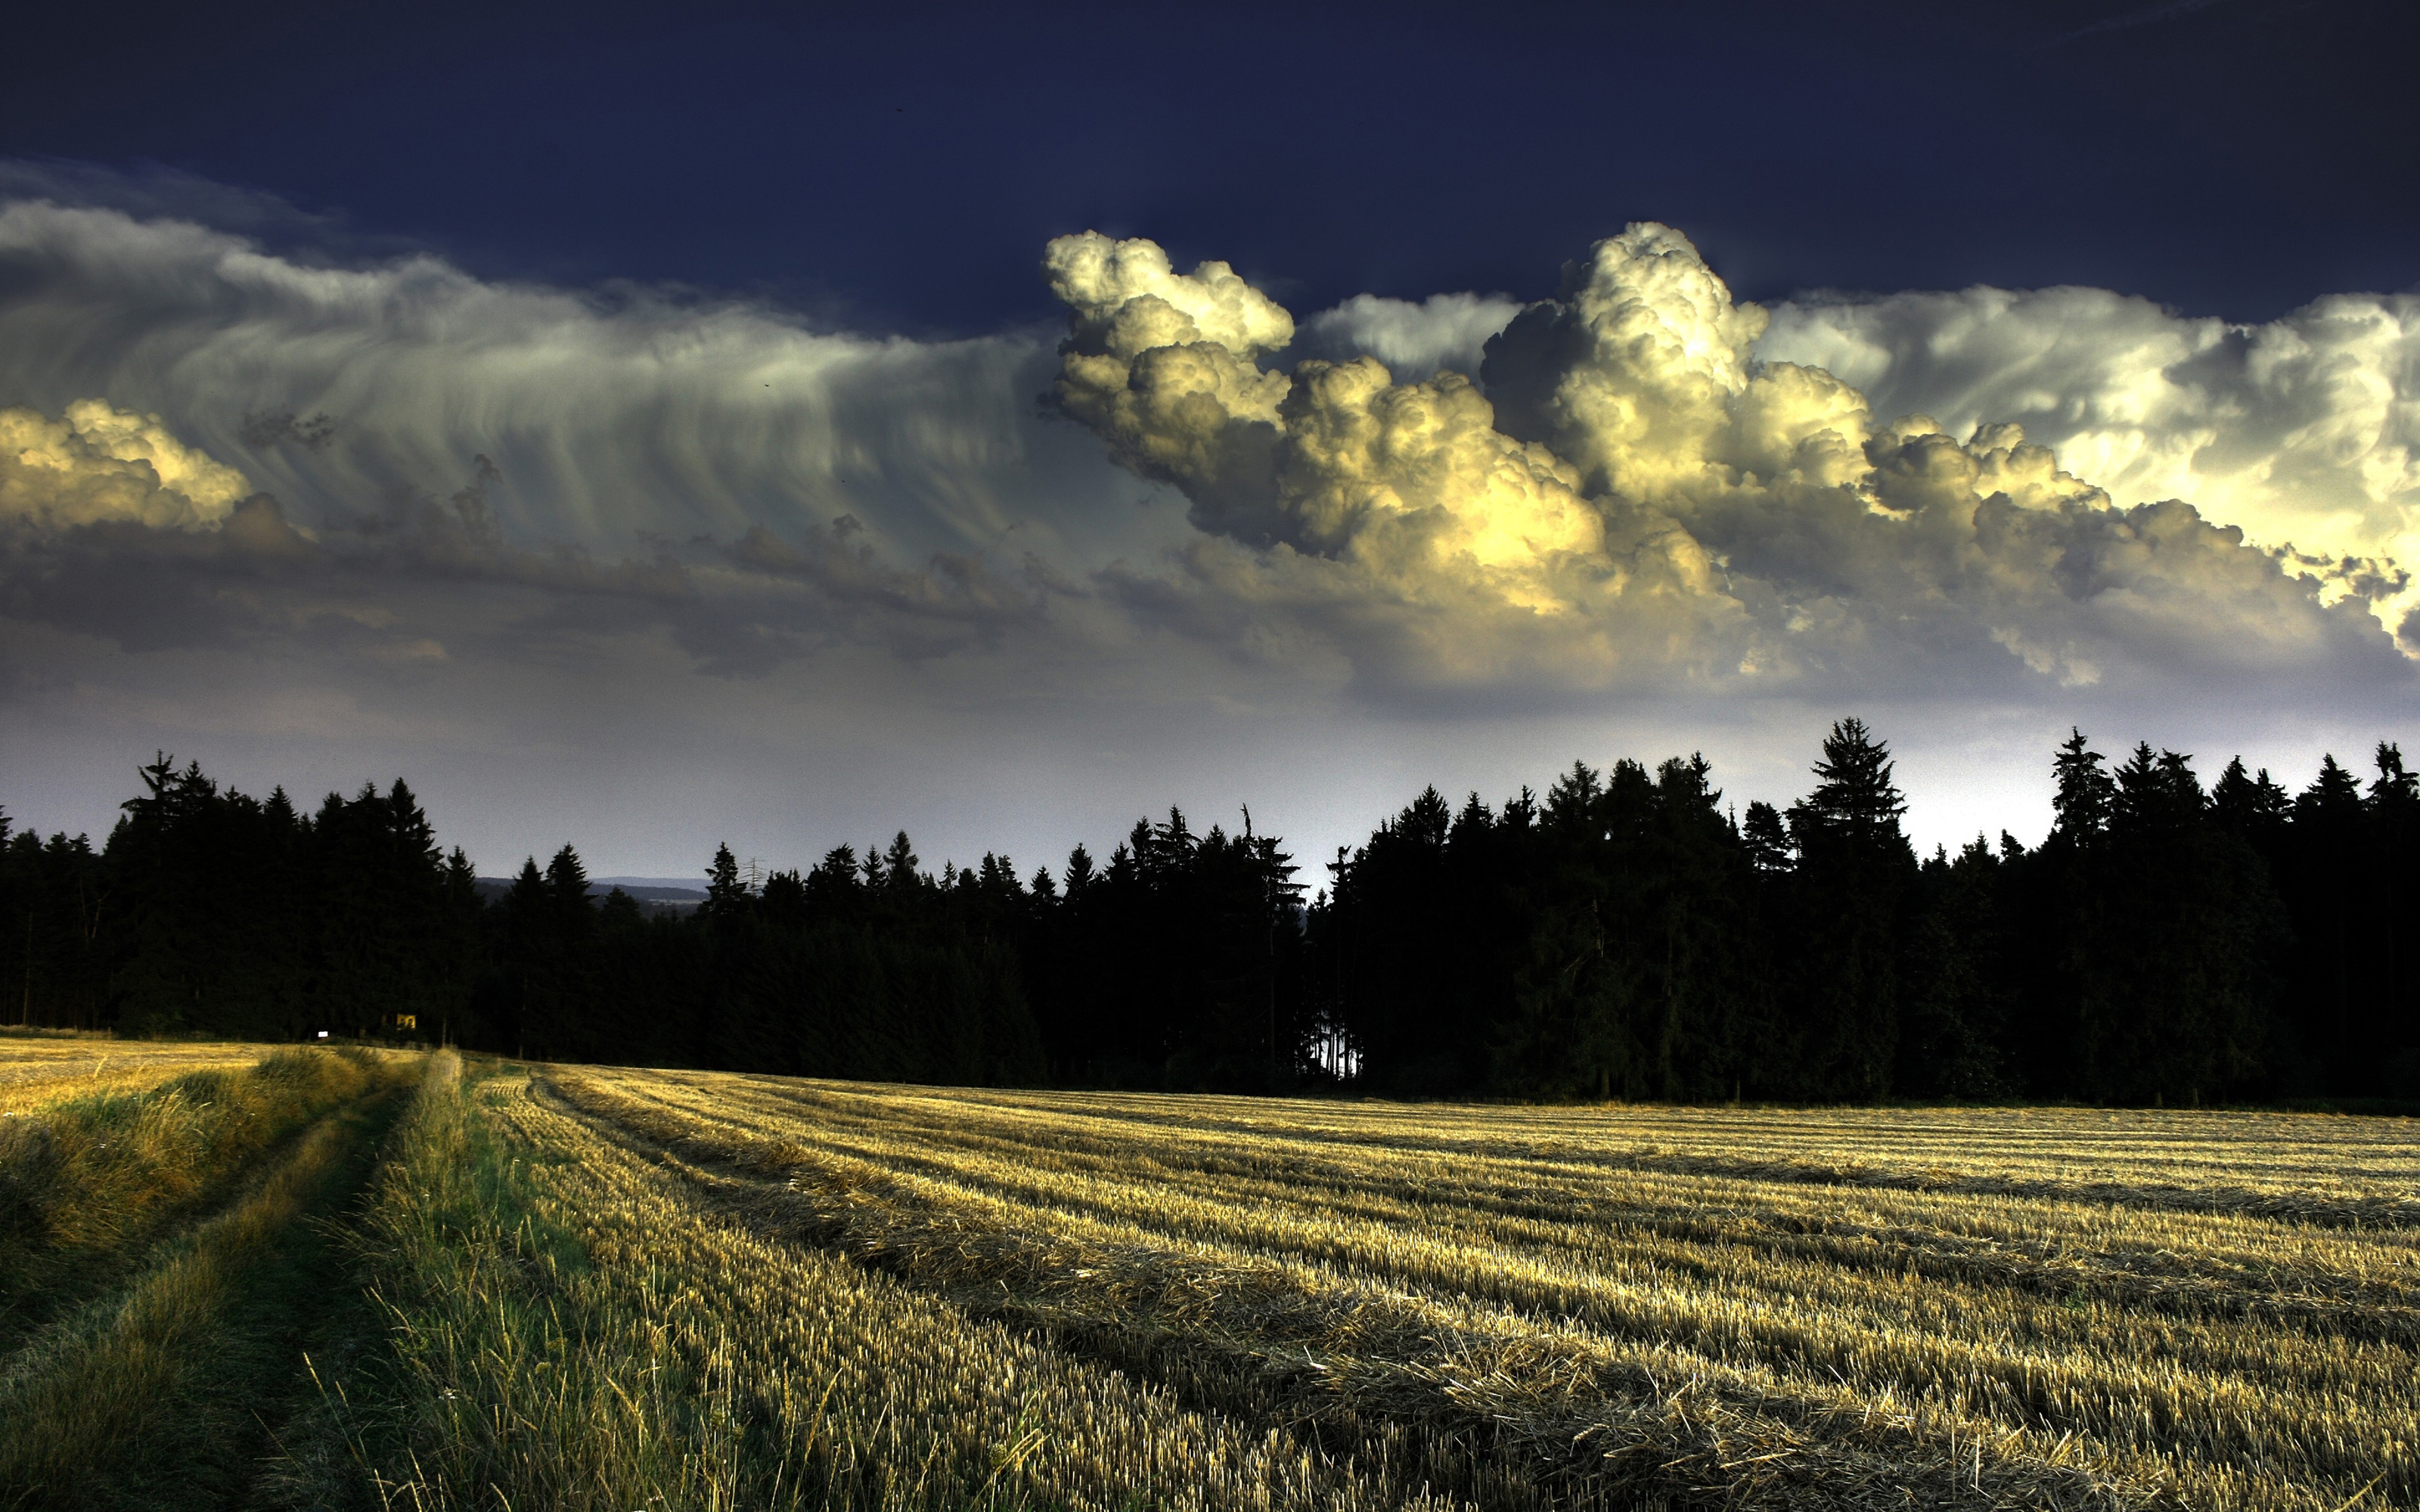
[6,0,2412,333]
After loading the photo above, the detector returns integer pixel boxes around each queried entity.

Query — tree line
[3,723,2414,1104]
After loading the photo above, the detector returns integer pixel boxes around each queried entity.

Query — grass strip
[0,1077,406,1510]
[0,1044,396,1356]
[311,1052,797,1510]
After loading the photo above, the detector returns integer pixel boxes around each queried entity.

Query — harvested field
[538,1070,2420,1512]
[0,1032,278,1114]
[5,1040,2417,1510]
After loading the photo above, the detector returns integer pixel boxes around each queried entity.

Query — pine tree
[883,832,920,892]
[1741,801,1791,872]
[2050,728,2117,845]
[1782,718,1916,1098]
[2370,744,2420,1096]
[2289,755,2366,1087]
[1899,838,2010,1098]
[704,842,749,918]
[2213,757,2291,837]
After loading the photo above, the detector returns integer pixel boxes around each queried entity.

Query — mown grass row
[650,1071,2420,1321]
[552,1068,2420,1512]
[321,1055,1481,1510]
[550,1071,2118,1510]
[714,1078,2420,1227]
[6,1043,2415,1510]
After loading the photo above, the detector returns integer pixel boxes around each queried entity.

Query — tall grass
[0,1046,394,1346]
[0,1048,414,1509]
[326,1051,772,1510]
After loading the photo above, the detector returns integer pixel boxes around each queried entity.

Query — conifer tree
[1783,718,1916,1098]
[2050,728,2117,844]
[704,842,748,918]
[1741,801,1791,872]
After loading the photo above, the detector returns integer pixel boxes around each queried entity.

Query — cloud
[1,398,254,528]
[1045,223,2414,703]
[0,401,1051,674]
[2,177,2412,739]
[0,198,1156,575]
[0,196,1155,677]
[1758,282,2420,642]
[2,172,2412,885]
[1296,292,1522,380]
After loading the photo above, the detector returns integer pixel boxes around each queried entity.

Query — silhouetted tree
[1781,718,1916,1098]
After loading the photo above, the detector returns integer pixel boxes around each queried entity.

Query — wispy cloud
[2,171,2412,877]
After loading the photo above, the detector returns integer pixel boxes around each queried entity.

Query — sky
[3,0,2416,885]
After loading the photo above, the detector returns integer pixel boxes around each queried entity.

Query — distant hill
[472,876,706,911]
[591,875,711,897]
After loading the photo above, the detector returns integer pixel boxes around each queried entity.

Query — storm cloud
[2,180,2414,878]
[1047,223,2411,704]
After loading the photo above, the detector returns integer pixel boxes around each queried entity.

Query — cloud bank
[1760,284,2420,637]
[1044,222,2412,704]
[0,197,1179,677]
[2,175,2413,881]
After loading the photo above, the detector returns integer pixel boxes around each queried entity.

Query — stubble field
[3,1040,2416,1510]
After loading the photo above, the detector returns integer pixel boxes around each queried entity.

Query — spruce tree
[704,842,749,918]
[1783,718,1916,1098]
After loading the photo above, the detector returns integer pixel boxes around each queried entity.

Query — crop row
[551,1068,2420,1511]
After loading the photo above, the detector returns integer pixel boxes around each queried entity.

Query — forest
[3,720,2414,1105]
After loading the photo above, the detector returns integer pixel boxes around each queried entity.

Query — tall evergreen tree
[1781,718,1916,1098]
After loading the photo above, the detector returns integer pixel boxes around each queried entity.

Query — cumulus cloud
[1045,222,2412,701]
[1047,236,1735,693]
[1758,284,2420,642]
[1,398,254,528]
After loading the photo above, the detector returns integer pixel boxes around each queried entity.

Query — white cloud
[1759,284,2420,638]
[1297,292,1522,380]
[1049,223,2413,702]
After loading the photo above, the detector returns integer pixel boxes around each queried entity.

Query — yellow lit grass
[342,1055,1481,1511]
[0,1035,275,1116]
[552,1069,2420,1512]
[0,1046,397,1306]
[0,1080,403,1505]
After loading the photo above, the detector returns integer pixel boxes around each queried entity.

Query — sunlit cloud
[1,398,254,529]
[1761,282,2420,643]
[1044,223,2412,704]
